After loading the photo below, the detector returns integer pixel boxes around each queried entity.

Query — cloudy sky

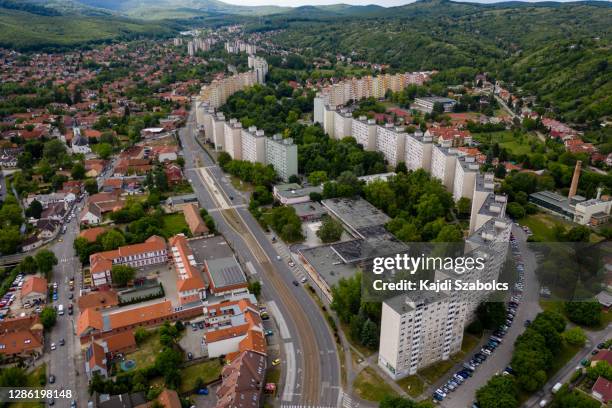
[222,0,582,6]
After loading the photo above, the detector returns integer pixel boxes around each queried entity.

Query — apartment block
[352,116,377,151]
[224,118,243,160]
[376,124,406,167]
[265,135,298,182]
[248,55,268,84]
[212,112,226,150]
[431,142,458,191]
[453,155,480,201]
[313,96,325,125]
[241,126,266,163]
[333,109,353,140]
[404,132,433,172]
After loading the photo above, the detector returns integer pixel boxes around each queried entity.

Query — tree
[84,179,98,195]
[456,197,471,218]
[42,139,66,164]
[307,170,328,186]
[433,225,463,242]
[247,281,262,297]
[93,143,112,160]
[564,301,602,327]
[360,319,379,349]
[100,230,126,251]
[0,367,28,387]
[111,265,136,287]
[25,199,43,219]
[18,256,38,274]
[71,163,86,180]
[218,152,231,168]
[562,327,586,346]
[134,327,150,344]
[476,375,518,408]
[506,202,526,219]
[0,227,22,254]
[316,216,344,243]
[331,273,362,323]
[476,302,507,330]
[154,348,182,375]
[40,307,57,329]
[550,387,600,408]
[395,162,408,174]
[0,203,24,227]
[586,360,612,381]
[34,250,58,277]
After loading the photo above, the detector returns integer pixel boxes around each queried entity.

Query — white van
[57,305,64,316]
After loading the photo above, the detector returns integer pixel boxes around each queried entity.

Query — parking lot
[179,321,208,359]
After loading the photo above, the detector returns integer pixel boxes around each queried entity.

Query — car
[49,375,55,384]
[581,359,590,367]
[597,343,606,349]
[435,389,447,398]
[260,312,270,320]
[463,363,476,371]
[69,293,74,300]
[58,239,63,242]
[481,348,492,355]
[592,349,599,355]
[300,277,307,284]
[432,393,444,401]
[71,400,77,408]
[52,294,58,301]
[51,343,56,350]
[59,339,65,346]
[288,261,295,267]
[48,399,55,406]
[292,280,299,286]
[276,255,281,261]
[264,330,273,336]
[504,366,515,375]
[272,358,281,366]
[191,323,197,331]
[198,322,204,329]
[187,352,193,360]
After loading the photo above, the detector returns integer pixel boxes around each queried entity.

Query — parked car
[49,375,55,384]
[272,358,281,366]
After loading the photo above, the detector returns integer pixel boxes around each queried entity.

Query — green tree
[84,179,98,195]
[456,197,471,218]
[316,216,344,243]
[331,273,362,324]
[111,265,136,287]
[506,202,526,219]
[247,281,262,297]
[42,139,66,164]
[34,250,58,276]
[476,302,507,330]
[562,327,586,346]
[564,301,601,327]
[476,375,519,408]
[360,319,379,349]
[25,199,43,219]
[18,256,38,274]
[40,307,57,329]
[586,360,612,381]
[93,143,113,160]
[71,163,86,180]
[100,230,126,251]
[0,227,22,254]
[307,170,328,186]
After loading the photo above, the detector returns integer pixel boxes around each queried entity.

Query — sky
[221,0,585,6]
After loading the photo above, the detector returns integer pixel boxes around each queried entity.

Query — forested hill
[260,0,612,125]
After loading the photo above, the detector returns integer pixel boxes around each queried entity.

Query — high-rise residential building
[241,126,266,164]
[431,142,458,191]
[333,109,353,140]
[248,55,268,84]
[224,118,243,160]
[313,96,325,125]
[352,116,377,151]
[200,71,259,108]
[376,124,406,167]
[212,112,226,150]
[404,132,433,172]
[187,41,196,56]
[323,104,337,138]
[453,155,480,202]
[265,135,298,182]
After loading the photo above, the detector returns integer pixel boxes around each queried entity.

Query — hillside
[262,0,612,124]
[0,7,176,50]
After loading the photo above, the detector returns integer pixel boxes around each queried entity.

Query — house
[591,349,612,366]
[164,194,199,212]
[77,290,119,311]
[113,159,152,176]
[154,146,179,162]
[22,236,43,252]
[156,389,181,408]
[36,219,60,239]
[96,392,147,408]
[103,330,137,357]
[164,163,183,185]
[84,341,108,379]
[203,256,248,296]
[183,203,208,236]
[21,276,47,305]
[40,203,66,222]
[592,376,612,403]
[89,236,167,287]
[215,350,267,408]
[79,227,109,243]
[84,159,107,178]
[0,316,44,359]
[80,192,126,225]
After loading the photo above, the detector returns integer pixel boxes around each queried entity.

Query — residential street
[180,106,342,407]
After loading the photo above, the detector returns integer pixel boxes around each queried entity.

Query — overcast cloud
[222,0,586,6]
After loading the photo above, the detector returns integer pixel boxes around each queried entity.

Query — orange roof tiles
[89,235,166,274]
[77,308,104,336]
[108,301,173,330]
[77,290,119,311]
[79,227,108,243]
[157,389,182,408]
[21,276,47,297]
[183,204,208,236]
[104,330,136,353]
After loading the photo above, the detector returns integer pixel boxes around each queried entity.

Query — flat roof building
[265,135,298,182]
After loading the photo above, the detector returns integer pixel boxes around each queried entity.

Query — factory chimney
[568,160,582,199]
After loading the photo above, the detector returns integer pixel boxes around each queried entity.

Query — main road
[180,107,341,407]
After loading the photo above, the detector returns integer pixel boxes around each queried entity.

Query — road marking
[267,300,291,340]
[282,341,297,402]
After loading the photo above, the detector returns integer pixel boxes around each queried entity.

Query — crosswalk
[341,392,358,408]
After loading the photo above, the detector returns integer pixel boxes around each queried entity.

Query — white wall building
[241,126,266,164]
[224,119,243,160]
[431,143,458,191]
[376,124,406,167]
[404,132,433,172]
[333,109,353,140]
[352,116,377,151]
[265,135,298,182]
[212,112,226,150]
[453,155,480,201]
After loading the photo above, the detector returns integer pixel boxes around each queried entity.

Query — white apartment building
[573,198,612,226]
[248,55,268,84]
[200,70,258,108]
[378,291,465,379]
[241,126,266,163]
[313,96,325,125]
[376,124,406,167]
[265,135,298,182]
[323,105,337,138]
[404,132,433,172]
[352,116,377,151]
[202,108,215,144]
[431,143,458,191]
[224,119,243,160]
[453,155,480,201]
[212,112,226,150]
[333,109,353,140]
[469,173,496,233]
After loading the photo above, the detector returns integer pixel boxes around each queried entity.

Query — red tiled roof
[79,227,108,243]
[77,308,104,336]
[77,290,119,310]
[21,276,47,297]
[108,301,173,330]
[104,330,136,353]
[593,376,612,403]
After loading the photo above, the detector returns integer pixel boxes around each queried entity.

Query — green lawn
[179,359,223,393]
[549,343,582,377]
[12,365,46,408]
[396,375,425,397]
[353,367,399,402]
[419,359,456,384]
[127,330,164,368]
[161,213,189,237]
[472,131,544,157]
[519,213,603,243]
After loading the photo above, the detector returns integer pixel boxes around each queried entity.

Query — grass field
[353,367,399,401]
[396,375,425,397]
[127,330,163,368]
[519,213,603,242]
[473,131,543,157]
[12,364,47,408]
[179,359,223,393]
[161,213,189,237]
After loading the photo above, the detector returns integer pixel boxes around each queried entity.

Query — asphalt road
[440,225,542,408]
[46,204,89,408]
[180,108,341,407]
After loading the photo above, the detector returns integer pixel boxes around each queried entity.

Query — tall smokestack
[568,160,582,199]
[597,187,602,200]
